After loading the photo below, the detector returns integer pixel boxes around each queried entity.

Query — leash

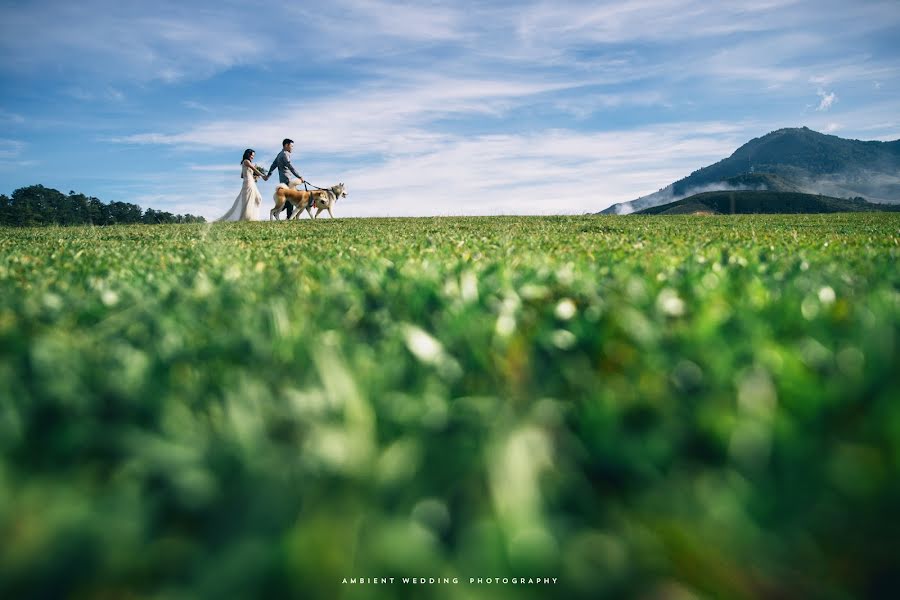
[303,180,330,191]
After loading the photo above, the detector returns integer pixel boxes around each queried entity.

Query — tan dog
[270,181,346,220]
[269,181,316,220]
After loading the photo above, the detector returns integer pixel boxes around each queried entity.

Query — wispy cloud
[183,101,212,112]
[0,0,269,83]
[0,139,39,171]
[796,99,900,140]
[157,120,754,219]
[299,0,466,43]
[816,89,837,111]
[108,72,612,153]
[0,140,26,161]
[332,122,751,217]
[0,110,26,124]
[64,87,126,102]
[188,164,244,172]
[513,0,792,47]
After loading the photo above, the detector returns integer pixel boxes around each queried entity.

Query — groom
[267,138,305,219]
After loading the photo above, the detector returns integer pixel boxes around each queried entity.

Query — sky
[1,0,899,219]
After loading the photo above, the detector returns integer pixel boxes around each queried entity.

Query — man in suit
[267,138,305,219]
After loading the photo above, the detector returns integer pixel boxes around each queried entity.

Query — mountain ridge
[601,127,900,214]
[633,190,900,215]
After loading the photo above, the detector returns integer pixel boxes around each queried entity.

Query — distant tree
[109,201,143,224]
[0,194,11,226]
[7,185,69,226]
[67,192,91,225]
[176,214,206,224]
[87,197,110,225]
[142,208,178,224]
[0,185,205,226]
[141,209,157,224]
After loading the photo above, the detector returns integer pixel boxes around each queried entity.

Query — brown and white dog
[270,181,347,220]
[309,182,346,219]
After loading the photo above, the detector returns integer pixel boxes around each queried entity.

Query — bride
[217,149,268,221]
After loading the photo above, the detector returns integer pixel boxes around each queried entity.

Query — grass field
[1,214,899,599]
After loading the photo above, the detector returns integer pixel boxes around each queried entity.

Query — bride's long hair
[240,149,256,178]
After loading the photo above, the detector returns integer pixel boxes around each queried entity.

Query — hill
[601,127,900,214]
[634,190,900,215]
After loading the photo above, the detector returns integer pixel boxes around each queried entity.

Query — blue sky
[1,0,898,219]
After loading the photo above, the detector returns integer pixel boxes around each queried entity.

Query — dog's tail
[274,183,291,198]
[272,184,290,212]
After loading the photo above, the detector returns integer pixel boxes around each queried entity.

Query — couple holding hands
[217,138,304,222]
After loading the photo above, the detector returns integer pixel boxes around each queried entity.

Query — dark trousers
[279,180,294,219]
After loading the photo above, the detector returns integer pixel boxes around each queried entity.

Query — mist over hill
[601,127,900,214]
[633,190,900,215]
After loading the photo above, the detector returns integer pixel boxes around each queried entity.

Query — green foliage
[0,185,206,226]
[637,190,900,215]
[1,215,898,599]
[720,172,803,193]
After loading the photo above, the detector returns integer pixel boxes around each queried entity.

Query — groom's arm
[267,155,280,177]
[284,155,303,181]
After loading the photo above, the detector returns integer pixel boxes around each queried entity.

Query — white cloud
[0,0,473,84]
[183,101,212,113]
[514,0,792,46]
[102,67,752,218]
[141,120,752,220]
[108,72,612,153]
[309,0,465,42]
[331,124,747,217]
[0,1,270,83]
[64,87,126,102]
[0,110,26,124]
[816,89,837,111]
[808,62,900,87]
[189,164,244,172]
[0,140,26,161]
[553,91,670,118]
[797,100,900,140]
[0,139,39,171]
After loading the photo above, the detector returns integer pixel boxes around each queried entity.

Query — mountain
[601,127,900,214]
[633,190,900,215]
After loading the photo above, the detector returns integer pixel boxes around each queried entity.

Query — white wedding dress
[217,160,263,221]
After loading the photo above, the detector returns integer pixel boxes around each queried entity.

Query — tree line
[0,185,206,226]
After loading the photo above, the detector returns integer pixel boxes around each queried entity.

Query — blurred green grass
[1,214,898,599]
